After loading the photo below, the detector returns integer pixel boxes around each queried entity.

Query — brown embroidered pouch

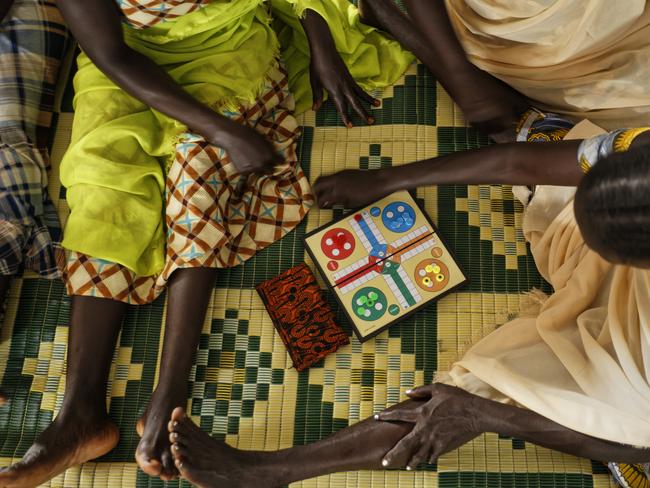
[256,263,349,371]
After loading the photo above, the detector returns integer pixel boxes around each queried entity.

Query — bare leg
[0,296,125,488]
[359,0,528,142]
[168,384,650,488]
[167,401,424,488]
[136,267,217,481]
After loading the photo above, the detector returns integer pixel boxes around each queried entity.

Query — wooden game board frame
[304,191,469,342]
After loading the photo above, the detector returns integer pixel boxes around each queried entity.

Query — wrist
[301,9,336,51]
[467,394,497,434]
[202,116,242,148]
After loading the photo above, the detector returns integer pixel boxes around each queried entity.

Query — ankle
[56,402,110,425]
[150,383,187,406]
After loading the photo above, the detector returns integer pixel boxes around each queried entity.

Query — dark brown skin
[165,384,650,488]
[0,296,125,488]
[316,139,585,209]
[303,0,650,478]
[0,1,377,485]
[55,2,375,175]
[359,0,529,142]
[314,0,584,210]
[302,10,380,126]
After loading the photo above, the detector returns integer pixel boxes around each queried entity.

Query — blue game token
[382,201,416,233]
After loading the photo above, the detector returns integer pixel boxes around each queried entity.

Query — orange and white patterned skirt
[65,63,313,304]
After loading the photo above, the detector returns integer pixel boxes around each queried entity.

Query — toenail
[173,421,178,427]
[173,444,180,451]
[406,466,413,471]
[382,459,388,467]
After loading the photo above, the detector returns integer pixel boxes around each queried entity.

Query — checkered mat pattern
[0,28,616,488]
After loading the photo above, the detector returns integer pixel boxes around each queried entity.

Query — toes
[172,442,188,460]
[169,431,180,445]
[161,450,178,479]
[174,454,188,472]
[172,412,202,438]
[170,407,186,425]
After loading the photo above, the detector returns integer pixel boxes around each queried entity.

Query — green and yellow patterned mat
[0,38,615,488]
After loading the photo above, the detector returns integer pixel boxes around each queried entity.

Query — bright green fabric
[61,0,414,277]
[273,0,415,113]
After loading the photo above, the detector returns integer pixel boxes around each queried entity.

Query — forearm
[379,140,584,193]
[58,0,237,146]
[91,47,235,143]
[477,397,650,463]
[370,0,474,96]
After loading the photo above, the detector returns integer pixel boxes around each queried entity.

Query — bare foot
[0,414,118,488]
[136,390,182,481]
[314,169,393,209]
[168,408,277,488]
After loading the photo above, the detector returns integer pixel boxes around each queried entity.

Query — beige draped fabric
[445,0,650,129]
[440,122,650,447]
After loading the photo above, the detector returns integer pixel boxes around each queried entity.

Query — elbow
[85,42,134,74]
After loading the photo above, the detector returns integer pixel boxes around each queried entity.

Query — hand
[310,47,379,127]
[303,10,380,127]
[215,121,282,176]
[314,169,392,209]
[375,384,481,469]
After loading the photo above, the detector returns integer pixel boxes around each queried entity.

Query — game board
[305,191,468,341]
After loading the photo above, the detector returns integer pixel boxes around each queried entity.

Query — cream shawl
[445,0,650,129]
[441,122,650,447]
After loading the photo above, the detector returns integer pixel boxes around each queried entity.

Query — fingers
[346,90,374,125]
[405,385,436,400]
[354,83,380,107]
[332,94,353,128]
[381,431,421,468]
[428,449,440,466]
[406,443,431,470]
[313,176,333,208]
[375,408,419,423]
[310,68,324,112]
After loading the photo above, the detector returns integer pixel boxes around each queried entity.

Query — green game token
[351,287,388,321]
[388,304,400,315]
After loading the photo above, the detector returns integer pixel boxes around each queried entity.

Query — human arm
[57,0,280,174]
[314,139,584,208]
[300,9,379,126]
[377,384,650,468]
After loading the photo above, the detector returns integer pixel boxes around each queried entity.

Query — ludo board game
[305,191,467,341]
